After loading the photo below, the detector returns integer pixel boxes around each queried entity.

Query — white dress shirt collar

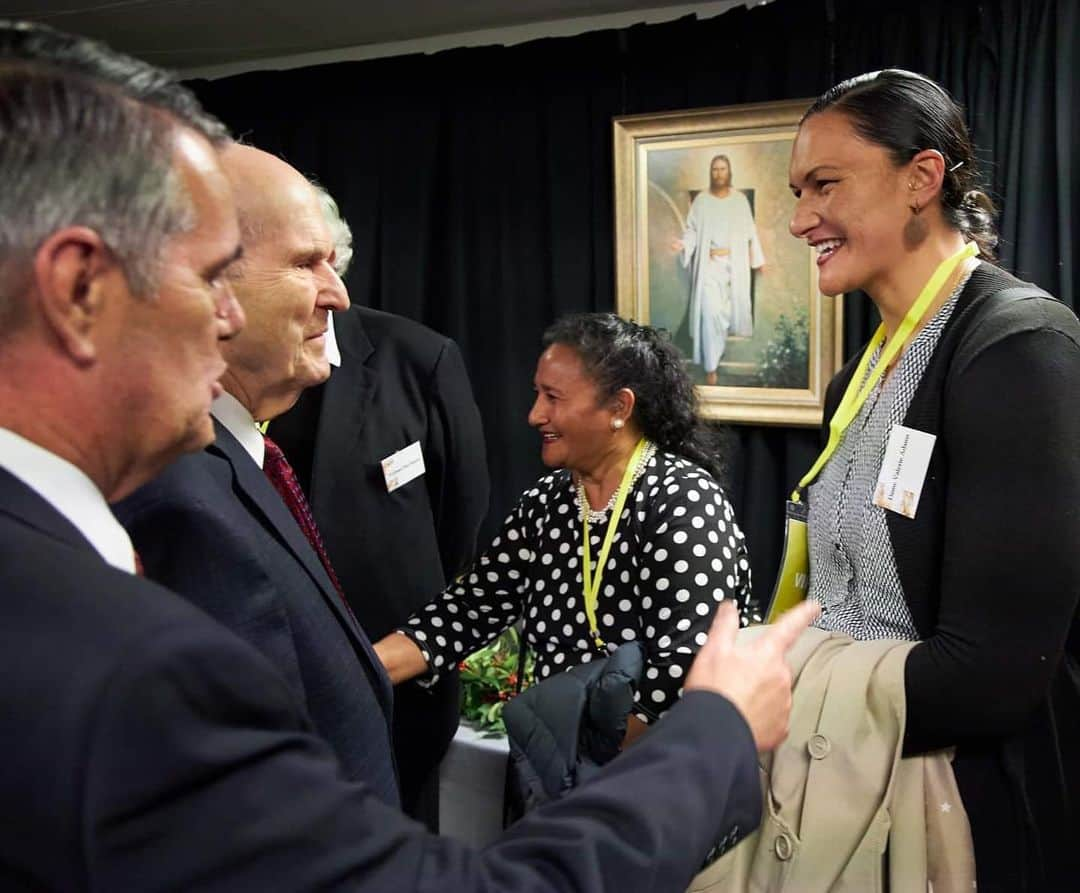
[0,427,136,573]
[326,310,342,367]
[211,390,264,468]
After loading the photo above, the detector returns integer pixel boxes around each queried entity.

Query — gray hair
[0,20,228,143]
[0,21,231,330]
[310,181,354,277]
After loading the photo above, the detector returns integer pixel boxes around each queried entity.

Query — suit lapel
[207,421,393,713]
[208,420,350,619]
[309,310,378,510]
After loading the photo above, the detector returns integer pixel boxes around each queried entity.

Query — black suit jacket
[273,305,489,638]
[0,466,761,893]
[113,420,398,806]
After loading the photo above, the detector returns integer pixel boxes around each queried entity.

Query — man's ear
[31,226,119,366]
[907,148,947,208]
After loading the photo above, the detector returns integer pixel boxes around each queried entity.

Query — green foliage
[458,627,534,736]
[757,309,810,388]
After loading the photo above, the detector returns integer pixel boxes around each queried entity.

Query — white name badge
[873,425,937,518]
[381,441,425,493]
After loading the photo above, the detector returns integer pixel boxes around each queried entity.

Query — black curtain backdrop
[191,0,1079,597]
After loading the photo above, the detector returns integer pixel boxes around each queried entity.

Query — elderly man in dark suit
[0,20,819,892]
[270,184,488,827]
[114,143,400,805]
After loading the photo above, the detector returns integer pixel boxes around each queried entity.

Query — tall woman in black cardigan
[788,69,1080,890]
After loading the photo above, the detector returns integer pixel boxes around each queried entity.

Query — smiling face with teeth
[527,343,625,474]
[788,109,915,300]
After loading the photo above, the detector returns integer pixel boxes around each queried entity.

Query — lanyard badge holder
[764,241,978,623]
[514,438,648,689]
[582,437,648,651]
[767,498,810,623]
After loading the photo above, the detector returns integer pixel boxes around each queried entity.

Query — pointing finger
[758,599,820,657]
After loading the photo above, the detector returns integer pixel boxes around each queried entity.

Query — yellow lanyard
[581,437,648,649]
[792,241,978,501]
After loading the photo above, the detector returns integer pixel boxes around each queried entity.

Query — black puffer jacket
[503,643,644,818]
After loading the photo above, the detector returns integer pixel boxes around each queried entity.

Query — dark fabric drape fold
[191,0,1078,596]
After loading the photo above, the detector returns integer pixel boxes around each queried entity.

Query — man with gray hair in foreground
[0,20,818,892]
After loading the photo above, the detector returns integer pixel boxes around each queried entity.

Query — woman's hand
[621,714,648,749]
[373,632,429,685]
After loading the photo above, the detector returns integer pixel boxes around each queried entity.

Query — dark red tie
[262,435,348,607]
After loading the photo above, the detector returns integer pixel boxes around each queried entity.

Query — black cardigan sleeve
[903,307,1080,753]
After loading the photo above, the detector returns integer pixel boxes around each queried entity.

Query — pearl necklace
[574,441,657,525]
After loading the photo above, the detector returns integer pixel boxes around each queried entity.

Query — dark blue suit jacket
[271,306,489,820]
[113,420,398,805]
[0,465,761,892]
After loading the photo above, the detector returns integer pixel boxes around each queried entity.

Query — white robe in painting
[678,190,765,372]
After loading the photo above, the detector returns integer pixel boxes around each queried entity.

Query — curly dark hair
[541,313,727,481]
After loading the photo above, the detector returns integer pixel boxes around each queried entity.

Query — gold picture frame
[613,99,843,427]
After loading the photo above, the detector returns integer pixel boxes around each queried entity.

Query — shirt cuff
[395,628,440,688]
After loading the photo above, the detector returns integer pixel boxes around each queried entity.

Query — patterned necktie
[262,435,349,607]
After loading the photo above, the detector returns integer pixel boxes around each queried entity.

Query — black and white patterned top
[402,449,757,724]
[808,273,971,640]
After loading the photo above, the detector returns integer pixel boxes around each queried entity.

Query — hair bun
[961,189,995,214]
[959,189,999,253]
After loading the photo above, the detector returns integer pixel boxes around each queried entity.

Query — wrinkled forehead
[252,180,333,257]
[282,193,333,248]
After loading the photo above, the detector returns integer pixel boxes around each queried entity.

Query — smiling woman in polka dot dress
[375,313,759,744]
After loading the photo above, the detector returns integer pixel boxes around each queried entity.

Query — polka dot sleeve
[631,468,754,724]
[400,498,534,685]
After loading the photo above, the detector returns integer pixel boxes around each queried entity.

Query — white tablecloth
[438,723,509,846]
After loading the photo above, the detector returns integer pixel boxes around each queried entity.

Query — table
[438,722,509,846]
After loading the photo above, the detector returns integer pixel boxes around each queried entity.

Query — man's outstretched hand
[685,600,820,751]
